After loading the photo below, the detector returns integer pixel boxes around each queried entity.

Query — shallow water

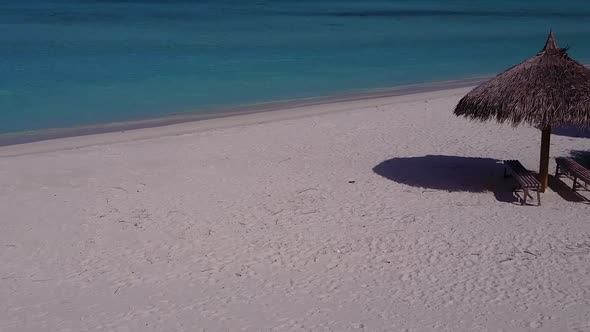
[2,0,590,134]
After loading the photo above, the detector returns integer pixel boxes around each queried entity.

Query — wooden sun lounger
[555,157,590,191]
[504,160,541,206]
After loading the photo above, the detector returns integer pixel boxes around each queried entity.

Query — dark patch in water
[287,9,590,19]
[0,5,217,25]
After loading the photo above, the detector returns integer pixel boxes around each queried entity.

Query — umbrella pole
[539,126,551,192]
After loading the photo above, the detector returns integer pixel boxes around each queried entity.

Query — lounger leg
[523,189,528,205]
[555,164,560,178]
[572,177,578,190]
[537,190,541,206]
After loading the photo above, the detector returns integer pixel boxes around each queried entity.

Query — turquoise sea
[2,0,590,134]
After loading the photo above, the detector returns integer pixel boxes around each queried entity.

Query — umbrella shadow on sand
[547,150,590,203]
[373,155,520,203]
[552,126,590,139]
[570,150,590,167]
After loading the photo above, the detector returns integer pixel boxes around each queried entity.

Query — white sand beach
[1,87,589,331]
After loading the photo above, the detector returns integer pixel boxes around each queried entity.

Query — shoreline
[0,77,486,148]
[2,77,589,331]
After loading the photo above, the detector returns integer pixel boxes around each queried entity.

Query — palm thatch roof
[454,32,590,129]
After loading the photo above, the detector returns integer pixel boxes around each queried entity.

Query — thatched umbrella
[454,31,590,192]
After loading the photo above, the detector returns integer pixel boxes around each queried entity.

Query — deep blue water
[2,0,590,134]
